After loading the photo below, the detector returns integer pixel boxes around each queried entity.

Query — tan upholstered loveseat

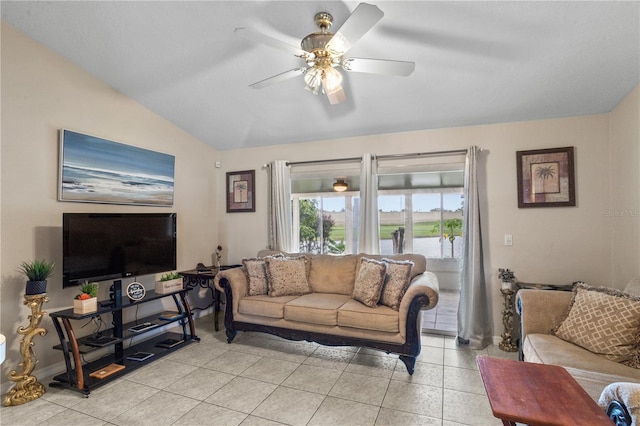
[516,278,640,401]
[214,251,439,374]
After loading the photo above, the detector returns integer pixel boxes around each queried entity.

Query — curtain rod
[285,157,362,167]
[284,148,474,167]
[377,148,471,160]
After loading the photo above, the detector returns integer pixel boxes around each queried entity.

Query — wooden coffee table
[477,356,612,426]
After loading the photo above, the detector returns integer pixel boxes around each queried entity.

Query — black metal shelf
[48,280,199,396]
[50,332,194,390]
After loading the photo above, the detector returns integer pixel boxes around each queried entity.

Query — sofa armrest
[516,289,572,339]
[599,382,640,426]
[214,267,247,295]
[398,271,439,340]
[401,272,439,311]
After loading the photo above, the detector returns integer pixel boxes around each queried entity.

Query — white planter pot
[73,297,97,314]
[155,278,183,294]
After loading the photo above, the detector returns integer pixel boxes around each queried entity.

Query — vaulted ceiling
[2,1,638,151]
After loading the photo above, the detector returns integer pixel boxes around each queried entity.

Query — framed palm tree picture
[516,147,575,208]
[226,170,255,212]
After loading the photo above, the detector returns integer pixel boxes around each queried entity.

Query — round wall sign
[126,282,146,301]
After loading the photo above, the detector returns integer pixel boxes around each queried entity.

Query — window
[377,157,465,258]
[290,162,361,254]
[376,190,463,258]
[292,195,354,254]
[289,154,465,257]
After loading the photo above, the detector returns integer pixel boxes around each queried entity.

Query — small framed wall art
[226,170,255,212]
[516,146,575,208]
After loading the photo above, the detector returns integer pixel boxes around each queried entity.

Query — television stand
[49,280,199,396]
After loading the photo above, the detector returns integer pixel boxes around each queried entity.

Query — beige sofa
[214,252,439,374]
[516,278,640,401]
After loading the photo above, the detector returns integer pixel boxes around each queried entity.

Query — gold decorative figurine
[4,294,49,406]
[498,288,518,352]
[498,268,519,352]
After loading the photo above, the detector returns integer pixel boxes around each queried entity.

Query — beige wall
[1,23,221,390]
[609,85,640,285]
[218,111,629,341]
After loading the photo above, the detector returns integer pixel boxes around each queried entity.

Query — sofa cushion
[524,334,640,380]
[568,368,640,402]
[308,254,358,295]
[338,299,399,333]
[284,293,352,326]
[265,256,311,297]
[238,295,301,319]
[553,283,640,367]
[352,258,387,308]
[380,258,413,310]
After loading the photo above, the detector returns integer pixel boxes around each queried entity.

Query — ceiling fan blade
[249,68,306,89]
[342,57,415,76]
[235,27,309,59]
[321,73,347,105]
[325,84,346,105]
[326,3,384,55]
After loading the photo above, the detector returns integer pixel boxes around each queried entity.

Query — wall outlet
[215,161,221,168]
[504,234,513,246]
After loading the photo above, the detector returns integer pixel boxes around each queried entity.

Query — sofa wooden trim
[220,277,430,374]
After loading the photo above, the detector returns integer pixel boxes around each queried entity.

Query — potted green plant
[19,259,55,295]
[73,281,99,314]
[156,272,183,294]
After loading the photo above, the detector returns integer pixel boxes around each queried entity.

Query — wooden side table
[477,356,612,426]
[179,265,240,331]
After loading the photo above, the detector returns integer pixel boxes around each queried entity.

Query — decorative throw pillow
[265,256,311,297]
[380,258,413,310]
[242,257,269,296]
[242,255,282,296]
[352,258,387,308]
[553,283,640,367]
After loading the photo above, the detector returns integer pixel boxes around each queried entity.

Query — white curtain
[457,146,492,348]
[268,160,293,252]
[358,153,380,254]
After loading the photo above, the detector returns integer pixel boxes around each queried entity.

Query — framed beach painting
[226,170,255,212]
[58,129,175,206]
[516,146,575,208]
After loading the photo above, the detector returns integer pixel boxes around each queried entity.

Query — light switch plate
[504,234,513,246]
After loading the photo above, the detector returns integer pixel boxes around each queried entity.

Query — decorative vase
[73,297,97,314]
[25,280,47,295]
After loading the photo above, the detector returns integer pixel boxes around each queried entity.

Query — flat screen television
[63,213,177,287]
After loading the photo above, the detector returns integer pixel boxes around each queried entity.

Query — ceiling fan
[236,3,415,105]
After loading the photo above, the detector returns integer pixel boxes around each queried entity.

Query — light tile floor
[1,314,517,426]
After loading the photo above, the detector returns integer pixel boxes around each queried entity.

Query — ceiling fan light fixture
[322,67,343,93]
[242,3,414,106]
[333,179,348,192]
[304,67,322,94]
